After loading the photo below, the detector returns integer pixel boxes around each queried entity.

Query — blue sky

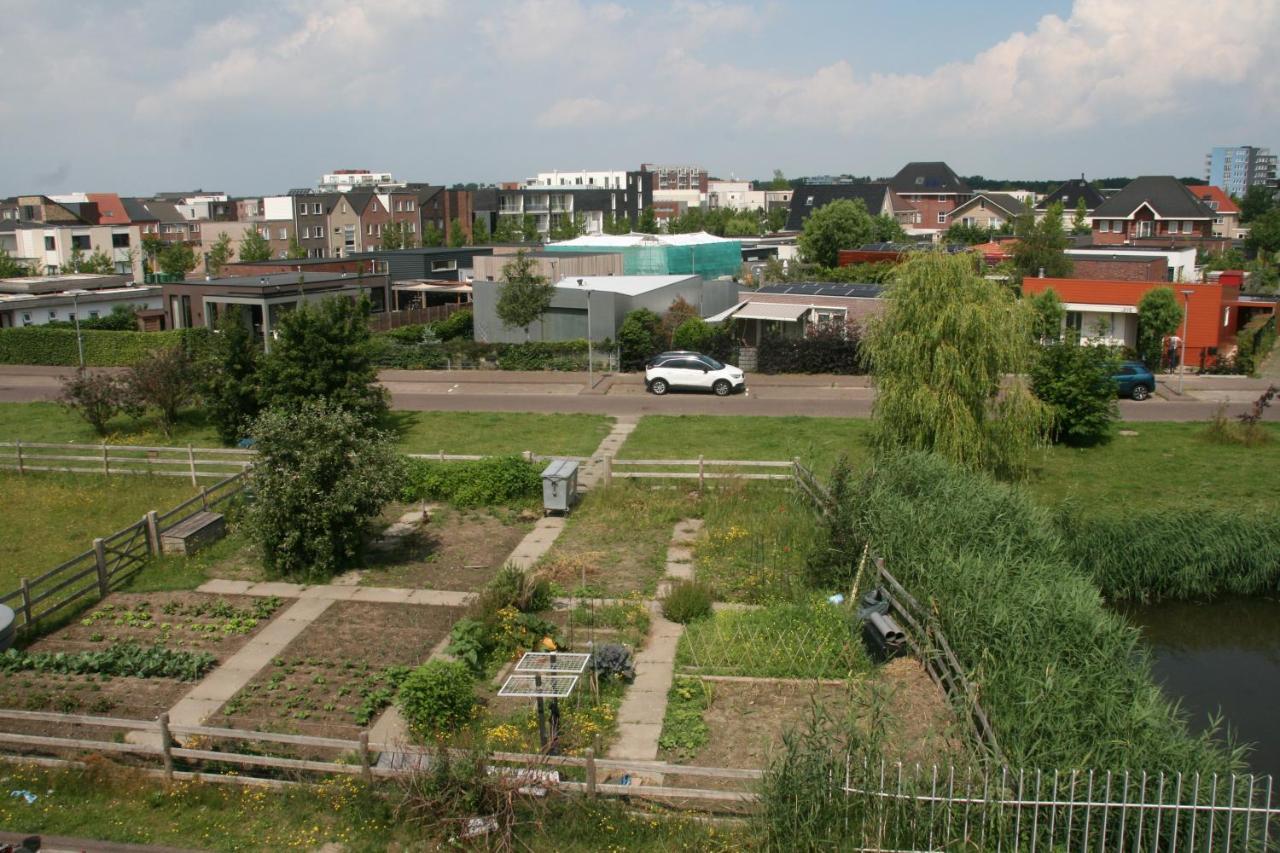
[0,0,1275,196]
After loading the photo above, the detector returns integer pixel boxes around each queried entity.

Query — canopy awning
[393,281,472,293]
[732,302,811,322]
[704,301,747,323]
[1063,302,1137,314]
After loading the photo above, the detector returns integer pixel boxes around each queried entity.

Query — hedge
[0,327,208,367]
[370,337,591,371]
[757,326,865,374]
[1236,315,1277,377]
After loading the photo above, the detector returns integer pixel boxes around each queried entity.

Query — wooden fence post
[585,746,597,797]
[358,731,372,784]
[698,454,705,491]
[200,486,209,511]
[146,511,162,556]
[15,440,23,476]
[158,713,174,782]
[602,454,612,488]
[439,449,445,462]
[93,538,109,595]
[101,443,110,475]
[187,444,198,487]
[19,579,32,627]
[523,450,533,463]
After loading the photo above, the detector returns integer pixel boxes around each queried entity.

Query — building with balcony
[1205,146,1276,196]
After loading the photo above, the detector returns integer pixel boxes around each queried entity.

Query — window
[48,310,57,320]
[805,196,814,207]
[89,310,100,319]
[278,228,287,240]
[115,261,130,274]
[112,233,130,248]
[1184,221,1195,234]
[1215,216,1224,225]
[1065,311,1083,334]
[314,226,325,238]
[340,202,348,213]
[406,200,414,211]
[937,212,946,224]
[20,313,30,326]
[367,224,374,235]
[313,203,322,215]
[1137,221,1152,237]
[44,236,55,251]
[430,259,458,272]
[1223,307,1230,327]
[408,222,416,233]
[1099,220,1110,233]
[71,235,91,250]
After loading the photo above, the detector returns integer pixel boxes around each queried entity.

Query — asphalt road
[0,366,1274,421]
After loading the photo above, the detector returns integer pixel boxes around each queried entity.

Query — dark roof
[1092,176,1215,220]
[888,162,970,195]
[349,246,486,257]
[757,282,884,298]
[785,183,894,231]
[1037,178,1105,211]
[127,199,185,223]
[951,192,1028,218]
[189,272,377,288]
[120,197,157,221]
[152,190,222,200]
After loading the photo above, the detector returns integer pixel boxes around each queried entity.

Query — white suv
[645,352,745,396]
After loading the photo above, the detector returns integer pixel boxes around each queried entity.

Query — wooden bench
[161,511,227,556]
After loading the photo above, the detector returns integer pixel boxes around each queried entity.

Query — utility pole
[1178,289,1194,394]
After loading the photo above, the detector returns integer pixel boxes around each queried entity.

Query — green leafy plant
[657,676,711,759]
[479,565,554,614]
[661,580,713,624]
[1029,342,1120,446]
[0,643,215,681]
[397,660,476,738]
[589,642,635,683]
[445,617,494,675]
[400,455,541,507]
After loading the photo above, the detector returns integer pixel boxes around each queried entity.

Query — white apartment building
[319,170,396,192]
[526,170,630,189]
[706,180,794,212]
[0,222,144,280]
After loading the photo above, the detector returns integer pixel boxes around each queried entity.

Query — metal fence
[841,760,1279,852]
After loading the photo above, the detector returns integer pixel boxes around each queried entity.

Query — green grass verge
[0,401,221,447]
[0,472,199,594]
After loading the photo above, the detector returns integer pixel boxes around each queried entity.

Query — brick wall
[1071,257,1167,282]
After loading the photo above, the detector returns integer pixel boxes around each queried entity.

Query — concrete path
[606,518,702,771]
[504,516,566,571]
[578,415,637,489]
[196,578,473,608]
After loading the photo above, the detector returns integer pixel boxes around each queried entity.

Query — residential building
[785,183,916,232]
[290,192,343,258]
[836,242,971,267]
[706,181,793,213]
[320,170,396,192]
[0,220,143,279]
[161,271,391,349]
[0,274,160,328]
[473,187,629,239]
[545,232,743,279]
[1205,146,1276,196]
[222,257,374,278]
[1036,177,1105,224]
[707,282,884,347]
[1185,185,1244,239]
[887,162,973,232]
[1089,177,1215,245]
[1065,246,1197,283]
[471,251,623,282]
[472,274,739,343]
[945,192,1028,231]
[640,164,708,194]
[348,247,496,283]
[526,170,629,189]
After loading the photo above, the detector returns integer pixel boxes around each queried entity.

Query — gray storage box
[541,458,580,514]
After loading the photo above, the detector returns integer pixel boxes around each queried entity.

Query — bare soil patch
[214,602,463,741]
[359,505,531,591]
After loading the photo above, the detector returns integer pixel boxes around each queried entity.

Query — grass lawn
[1027,422,1280,515]
[0,401,220,447]
[619,414,871,476]
[387,410,612,457]
[0,472,199,594]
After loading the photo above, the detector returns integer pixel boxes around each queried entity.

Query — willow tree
[863,252,1051,478]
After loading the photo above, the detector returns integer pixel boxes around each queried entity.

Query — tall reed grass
[846,452,1241,774]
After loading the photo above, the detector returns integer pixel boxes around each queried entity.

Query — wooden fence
[0,708,759,805]
[0,471,249,633]
[367,301,468,332]
[0,441,253,484]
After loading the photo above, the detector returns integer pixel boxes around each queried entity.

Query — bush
[431,308,473,341]
[758,325,864,374]
[248,400,403,583]
[617,308,663,371]
[661,580,713,624]
[127,345,196,437]
[479,565,554,614]
[397,660,476,738]
[445,617,494,676]
[401,455,541,507]
[1236,315,1277,376]
[589,642,636,682]
[671,317,715,352]
[1029,342,1120,446]
[0,327,197,366]
[58,369,136,436]
[367,338,590,372]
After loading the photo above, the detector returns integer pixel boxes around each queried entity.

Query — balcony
[524,203,550,213]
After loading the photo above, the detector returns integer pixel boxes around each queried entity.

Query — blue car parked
[1113,360,1155,400]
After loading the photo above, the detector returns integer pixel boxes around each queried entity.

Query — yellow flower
[541,636,557,651]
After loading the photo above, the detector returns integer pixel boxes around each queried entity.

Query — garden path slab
[578,415,637,490]
[505,516,566,570]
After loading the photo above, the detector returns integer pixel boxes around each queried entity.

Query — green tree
[286,235,307,259]
[380,222,406,250]
[1072,198,1090,235]
[636,207,659,235]
[141,235,164,273]
[248,399,402,582]
[258,294,389,421]
[491,215,519,243]
[520,213,541,243]
[0,249,32,278]
[1245,208,1280,254]
[472,216,491,244]
[797,198,876,267]
[1011,202,1073,280]
[1027,288,1065,342]
[58,370,132,436]
[238,227,272,262]
[1030,341,1120,446]
[944,222,995,246]
[79,248,116,274]
[602,213,631,235]
[64,246,86,273]
[448,217,468,247]
[671,316,715,351]
[722,214,761,237]
[863,252,1051,477]
[157,242,197,279]
[495,250,553,341]
[769,169,789,190]
[550,213,585,241]
[1136,286,1185,369]
[206,231,235,276]
[617,308,663,370]
[422,222,445,247]
[872,214,907,242]
[1240,185,1275,223]
[766,206,788,233]
[200,305,260,444]
[127,345,195,436]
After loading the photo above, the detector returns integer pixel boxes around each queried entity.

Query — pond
[1124,596,1280,779]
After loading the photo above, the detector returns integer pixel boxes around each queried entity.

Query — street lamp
[66,289,90,368]
[577,278,591,387]
[1178,289,1194,395]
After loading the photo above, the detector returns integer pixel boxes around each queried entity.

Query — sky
[2,0,1278,197]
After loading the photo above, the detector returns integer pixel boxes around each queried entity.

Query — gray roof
[888,162,971,195]
[785,183,895,231]
[192,271,378,288]
[126,199,185,223]
[1037,178,1105,211]
[1092,176,1215,219]
[952,192,1028,218]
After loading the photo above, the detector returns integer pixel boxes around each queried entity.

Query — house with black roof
[1037,177,1105,217]
[887,162,972,232]
[1090,176,1215,245]
[944,192,1028,232]
[784,183,916,232]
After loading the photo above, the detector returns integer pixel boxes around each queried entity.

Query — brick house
[887,162,972,232]
[292,193,342,258]
[944,192,1028,231]
[1090,177,1215,245]
[1185,185,1243,239]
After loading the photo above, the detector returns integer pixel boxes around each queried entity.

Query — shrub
[445,617,494,675]
[1235,315,1277,376]
[661,580,713,624]
[671,317,715,352]
[248,400,403,583]
[479,565,554,614]
[431,308,473,341]
[127,345,196,437]
[1029,342,1120,446]
[397,660,476,738]
[589,642,636,683]
[200,305,260,445]
[808,455,859,589]
[400,455,541,507]
[0,327,196,366]
[758,324,864,375]
[617,308,663,371]
[58,369,135,435]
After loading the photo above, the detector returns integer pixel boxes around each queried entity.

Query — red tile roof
[86,193,130,224]
[1187,184,1239,214]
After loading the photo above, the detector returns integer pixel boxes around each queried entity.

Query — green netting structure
[545,235,742,279]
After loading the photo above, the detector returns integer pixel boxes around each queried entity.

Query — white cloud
[537,96,650,127]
